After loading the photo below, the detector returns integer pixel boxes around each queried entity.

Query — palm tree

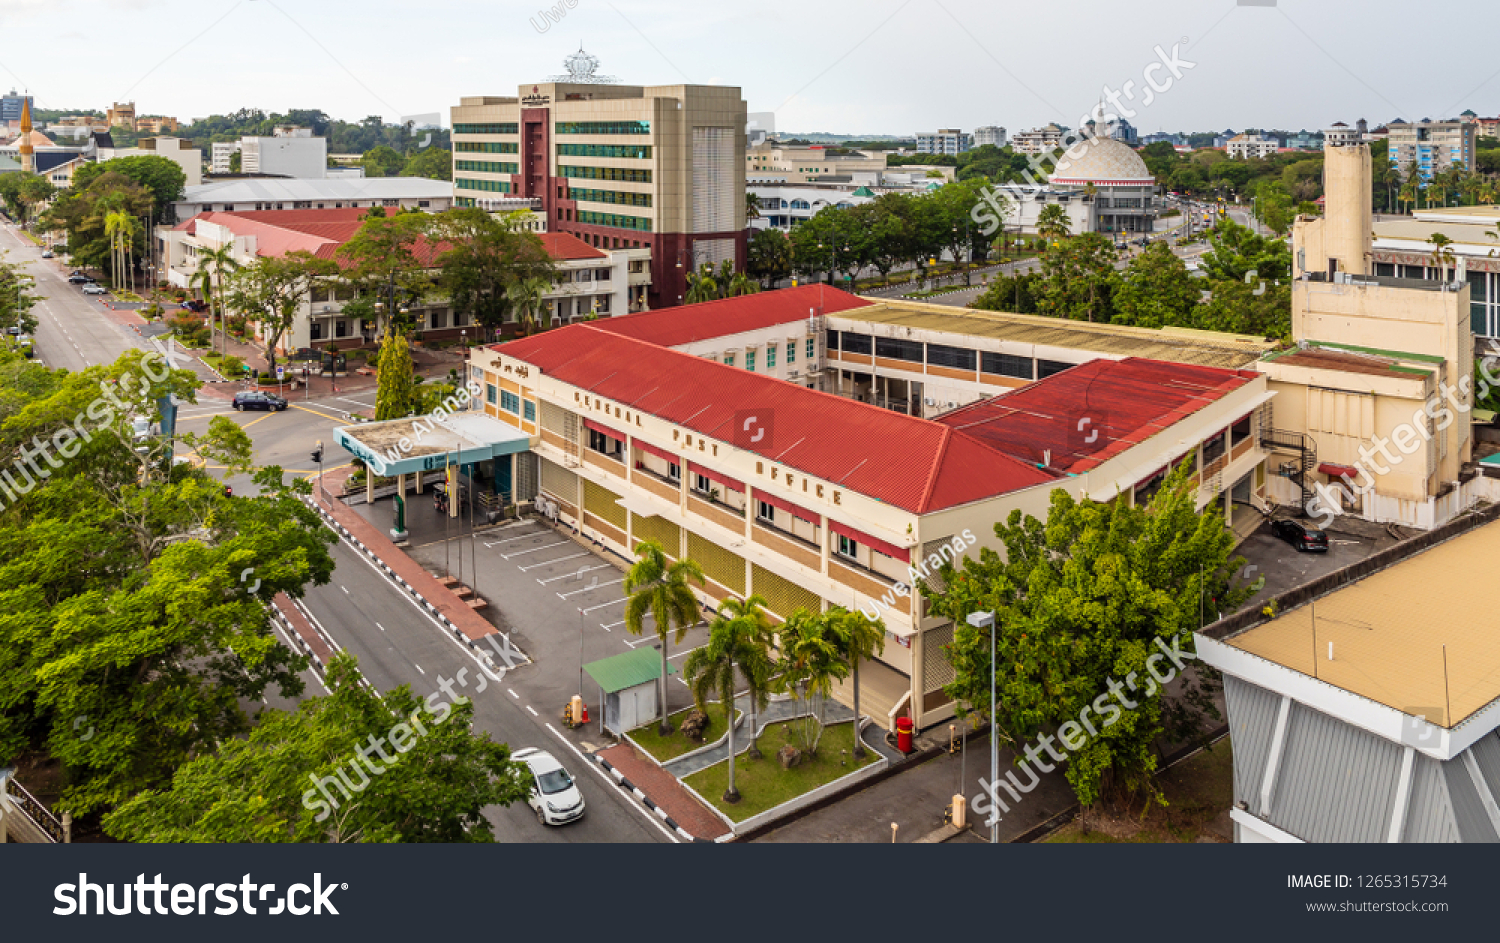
[776,608,849,755]
[683,595,775,804]
[745,192,761,224]
[197,243,238,357]
[103,208,135,291]
[831,606,886,759]
[1427,232,1456,282]
[506,275,550,335]
[684,264,718,304]
[724,272,760,298]
[1036,204,1071,241]
[622,540,705,736]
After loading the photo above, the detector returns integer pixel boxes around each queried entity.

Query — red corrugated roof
[493,324,1056,514]
[936,358,1258,474]
[595,284,872,348]
[179,209,588,269]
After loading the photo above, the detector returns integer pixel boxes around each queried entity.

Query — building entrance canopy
[334,411,532,477]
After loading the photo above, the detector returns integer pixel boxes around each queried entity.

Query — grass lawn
[1045,737,1235,843]
[627,701,737,764]
[683,719,877,823]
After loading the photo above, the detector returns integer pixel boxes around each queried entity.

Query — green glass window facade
[555,121,650,135]
[455,159,519,174]
[766,345,777,368]
[456,141,519,154]
[745,351,756,371]
[576,210,652,231]
[454,122,518,135]
[568,187,652,208]
[456,177,512,193]
[557,143,653,160]
[559,165,652,183]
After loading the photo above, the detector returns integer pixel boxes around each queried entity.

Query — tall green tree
[622,539,705,735]
[926,463,1254,808]
[430,208,558,336]
[831,607,885,759]
[775,608,849,755]
[746,229,792,288]
[506,275,551,335]
[1111,242,1200,329]
[42,170,155,276]
[336,211,433,338]
[361,145,408,178]
[69,155,187,223]
[400,147,453,181]
[225,251,337,372]
[104,653,531,842]
[1197,218,1292,283]
[683,596,775,803]
[374,323,415,420]
[1035,232,1118,323]
[1036,204,1073,241]
[0,350,336,813]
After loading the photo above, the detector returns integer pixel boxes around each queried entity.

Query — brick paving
[596,742,732,841]
[310,465,500,647]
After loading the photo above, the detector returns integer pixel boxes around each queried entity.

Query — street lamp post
[966,610,998,844]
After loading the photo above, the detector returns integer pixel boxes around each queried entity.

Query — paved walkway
[664,695,858,777]
[595,743,732,842]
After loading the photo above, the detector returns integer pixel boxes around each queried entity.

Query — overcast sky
[2,0,1496,135]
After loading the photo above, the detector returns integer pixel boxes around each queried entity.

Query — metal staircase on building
[1261,428,1317,513]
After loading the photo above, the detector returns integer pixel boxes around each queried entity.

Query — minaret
[18,96,33,174]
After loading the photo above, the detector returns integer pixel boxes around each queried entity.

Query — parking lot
[1232,516,1400,618]
[386,513,714,722]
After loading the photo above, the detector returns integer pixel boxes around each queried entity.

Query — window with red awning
[827,519,910,563]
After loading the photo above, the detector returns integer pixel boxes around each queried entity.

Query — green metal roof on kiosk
[584,647,677,694]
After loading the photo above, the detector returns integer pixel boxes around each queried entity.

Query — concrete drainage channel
[301,495,532,675]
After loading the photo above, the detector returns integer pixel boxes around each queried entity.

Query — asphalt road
[1,220,153,371]
[171,398,676,843]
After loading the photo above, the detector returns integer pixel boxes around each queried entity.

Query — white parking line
[600,619,626,629]
[414,664,425,675]
[537,563,612,584]
[518,551,588,572]
[486,531,550,547]
[526,705,538,716]
[501,541,569,559]
[557,578,622,599]
[580,597,626,614]
[508,688,519,699]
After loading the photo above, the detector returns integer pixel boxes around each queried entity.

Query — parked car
[513,748,585,826]
[180,299,208,313]
[66,273,92,284]
[1271,519,1329,552]
[232,390,288,412]
[81,283,107,295]
[40,250,53,259]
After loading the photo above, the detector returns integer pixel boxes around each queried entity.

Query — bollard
[950,794,967,830]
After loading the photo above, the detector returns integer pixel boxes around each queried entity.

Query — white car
[81,283,107,295]
[513,747,585,825]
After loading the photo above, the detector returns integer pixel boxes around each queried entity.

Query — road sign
[276,365,285,379]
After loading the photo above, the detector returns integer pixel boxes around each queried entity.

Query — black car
[232,391,288,412]
[66,273,94,284]
[1271,519,1329,552]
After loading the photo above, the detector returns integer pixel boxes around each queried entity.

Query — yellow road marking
[306,462,352,479]
[288,403,350,423]
[240,412,278,430]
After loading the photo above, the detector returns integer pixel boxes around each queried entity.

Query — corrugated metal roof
[583,646,676,694]
[182,177,453,203]
[935,358,1259,475]
[494,325,1057,514]
[837,302,1276,369]
[596,284,871,348]
[1441,761,1499,842]
[1271,702,1403,843]
[1404,754,1461,843]
[1224,675,1280,808]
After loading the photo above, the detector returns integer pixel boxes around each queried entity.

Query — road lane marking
[376,622,385,631]
[341,585,350,594]
[508,688,519,699]
[525,705,538,716]
[414,664,425,675]
[544,723,680,844]
[288,403,348,422]
[518,551,587,572]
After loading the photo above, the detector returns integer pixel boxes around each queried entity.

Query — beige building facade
[451,59,746,310]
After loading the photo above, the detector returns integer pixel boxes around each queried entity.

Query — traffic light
[311,446,323,464]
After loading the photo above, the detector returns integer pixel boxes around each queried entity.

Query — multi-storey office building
[915,129,972,155]
[468,289,1276,731]
[450,78,747,310]
[972,125,1007,148]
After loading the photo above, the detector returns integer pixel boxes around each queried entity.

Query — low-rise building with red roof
[159,207,650,355]
[469,316,1274,730]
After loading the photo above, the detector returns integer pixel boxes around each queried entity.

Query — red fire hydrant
[896,716,914,754]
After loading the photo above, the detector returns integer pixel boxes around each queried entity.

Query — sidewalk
[594,743,732,842]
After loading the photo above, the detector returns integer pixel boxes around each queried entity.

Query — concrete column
[366,466,375,504]
[450,464,460,519]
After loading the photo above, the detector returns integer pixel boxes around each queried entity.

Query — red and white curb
[591,754,730,843]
